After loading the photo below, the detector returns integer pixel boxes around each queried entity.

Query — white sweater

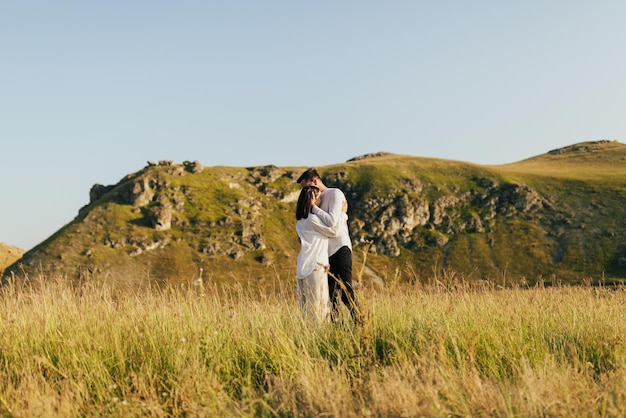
[311,188,352,256]
[295,212,345,279]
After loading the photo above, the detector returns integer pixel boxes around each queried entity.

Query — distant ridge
[547,140,617,155]
[503,140,626,178]
[347,152,392,162]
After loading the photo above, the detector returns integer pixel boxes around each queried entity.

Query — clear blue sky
[2,1,626,250]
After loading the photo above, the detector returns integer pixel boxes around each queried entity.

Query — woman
[295,186,346,323]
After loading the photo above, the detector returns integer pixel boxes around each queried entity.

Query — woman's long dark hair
[296,186,319,220]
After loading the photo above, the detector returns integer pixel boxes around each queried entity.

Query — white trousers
[297,267,330,323]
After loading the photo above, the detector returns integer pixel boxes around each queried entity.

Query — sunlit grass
[1,274,625,417]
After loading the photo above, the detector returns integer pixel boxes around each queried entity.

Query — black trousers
[328,246,358,321]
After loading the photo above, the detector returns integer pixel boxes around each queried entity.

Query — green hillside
[4,140,626,289]
[0,243,24,275]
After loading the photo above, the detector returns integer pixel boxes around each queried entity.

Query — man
[296,168,360,324]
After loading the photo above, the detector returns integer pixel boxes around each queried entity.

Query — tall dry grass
[1,274,625,417]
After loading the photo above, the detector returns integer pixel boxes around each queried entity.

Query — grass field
[1,273,625,417]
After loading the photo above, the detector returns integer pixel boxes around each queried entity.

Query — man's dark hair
[296,168,320,184]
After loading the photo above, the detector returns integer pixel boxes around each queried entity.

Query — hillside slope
[0,243,24,275]
[4,141,626,289]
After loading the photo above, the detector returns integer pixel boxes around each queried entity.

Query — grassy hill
[4,140,626,289]
[0,243,24,275]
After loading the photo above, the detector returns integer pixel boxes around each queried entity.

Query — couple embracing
[294,168,360,324]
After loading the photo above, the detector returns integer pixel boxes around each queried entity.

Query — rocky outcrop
[120,177,157,207]
[183,160,204,173]
[347,152,391,161]
[247,165,299,201]
[497,184,545,213]
[129,238,171,257]
[248,165,284,184]
[87,163,271,259]
[348,179,548,256]
[548,140,616,155]
[89,184,115,203]
[148,203,172,231]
